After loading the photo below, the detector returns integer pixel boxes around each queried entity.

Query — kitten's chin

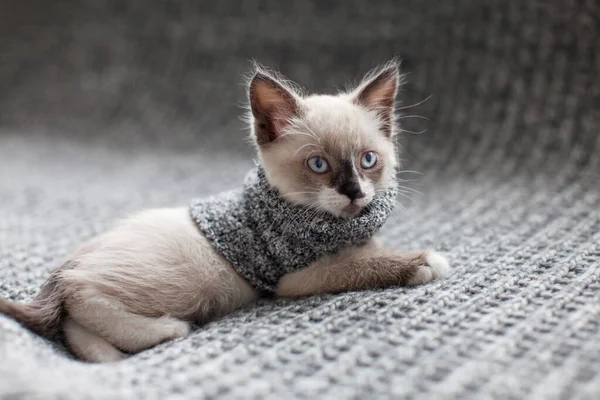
[339,204,364,219]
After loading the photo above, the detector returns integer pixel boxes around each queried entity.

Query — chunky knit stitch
[190,167,398,291]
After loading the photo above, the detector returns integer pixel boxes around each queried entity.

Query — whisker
[391,199,408,213]
[301,124,323,144]
[396,95,432,111]
[396,179,420,183]
[398,127,427,135]
[397,185,423,195]
[281,128,321,143]
[396,170,423,176]
[395,191,416,204]
[281,131,316,140]
[293,143,319,158]
[279,205,316,236]
[397,115,429,121]
[284,190,320,196]
[283,190,321,201]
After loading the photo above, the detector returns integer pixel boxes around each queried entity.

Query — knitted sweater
[190,167,397,292]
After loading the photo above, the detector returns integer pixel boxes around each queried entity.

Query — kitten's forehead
[304,95,362,134]
[302,95,380,155]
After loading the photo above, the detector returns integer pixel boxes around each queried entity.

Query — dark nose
[339,182,365,201]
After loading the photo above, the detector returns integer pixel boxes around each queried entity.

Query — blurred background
[1,1,599,399]
[2,1,596,165]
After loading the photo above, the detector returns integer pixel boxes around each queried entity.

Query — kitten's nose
[339,183,365,201]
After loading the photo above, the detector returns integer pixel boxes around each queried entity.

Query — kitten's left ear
[352,61,401,137]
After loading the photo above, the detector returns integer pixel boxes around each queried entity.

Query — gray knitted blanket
[190,167,397,292]
[1,1,599,399]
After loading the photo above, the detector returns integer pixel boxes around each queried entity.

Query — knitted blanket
[0,1,598,399]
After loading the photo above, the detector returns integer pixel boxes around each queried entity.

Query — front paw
[275,271,304,297]
[407,251,451,286]
[426,251,451,279]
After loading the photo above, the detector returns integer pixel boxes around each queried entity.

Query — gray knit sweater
[190,167,397,292]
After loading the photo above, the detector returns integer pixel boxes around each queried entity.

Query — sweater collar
[242,166,397,243]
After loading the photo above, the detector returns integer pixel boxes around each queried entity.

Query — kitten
[0,60,450,363]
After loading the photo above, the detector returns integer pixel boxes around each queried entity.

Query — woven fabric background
[1,1,599,399]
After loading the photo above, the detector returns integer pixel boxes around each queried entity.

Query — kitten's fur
[0,61,450,363]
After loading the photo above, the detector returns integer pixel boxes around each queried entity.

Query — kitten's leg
[67,294,190,353]
[63,317,127,363]
[276,242,450,297]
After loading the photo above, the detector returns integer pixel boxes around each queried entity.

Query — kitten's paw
[426,251,451,279]
[275,270,306,297]
[162,318,191,340]
[407,251,451,286]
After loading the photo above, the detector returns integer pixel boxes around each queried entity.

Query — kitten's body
[0,61,450,362]
[62,207,258,361]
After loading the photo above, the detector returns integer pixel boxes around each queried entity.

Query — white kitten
[0,61,450,363]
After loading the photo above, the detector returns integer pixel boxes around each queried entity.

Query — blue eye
[307,156,329,174]
[361,151,377,169]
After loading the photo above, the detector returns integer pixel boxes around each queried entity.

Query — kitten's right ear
[352,60,402,137]
[249,68,300,146]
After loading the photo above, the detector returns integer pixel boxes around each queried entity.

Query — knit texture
[1,1,599,399]
[190,167,397,291]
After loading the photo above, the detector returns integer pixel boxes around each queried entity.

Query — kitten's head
[247,61,401,218]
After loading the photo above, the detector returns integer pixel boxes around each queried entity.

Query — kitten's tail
[0,274,64,338]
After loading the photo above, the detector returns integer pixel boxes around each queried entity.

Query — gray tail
[0,275,64,338]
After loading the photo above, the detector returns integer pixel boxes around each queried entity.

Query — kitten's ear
[352,61,401,137]
[249,68,301,145]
